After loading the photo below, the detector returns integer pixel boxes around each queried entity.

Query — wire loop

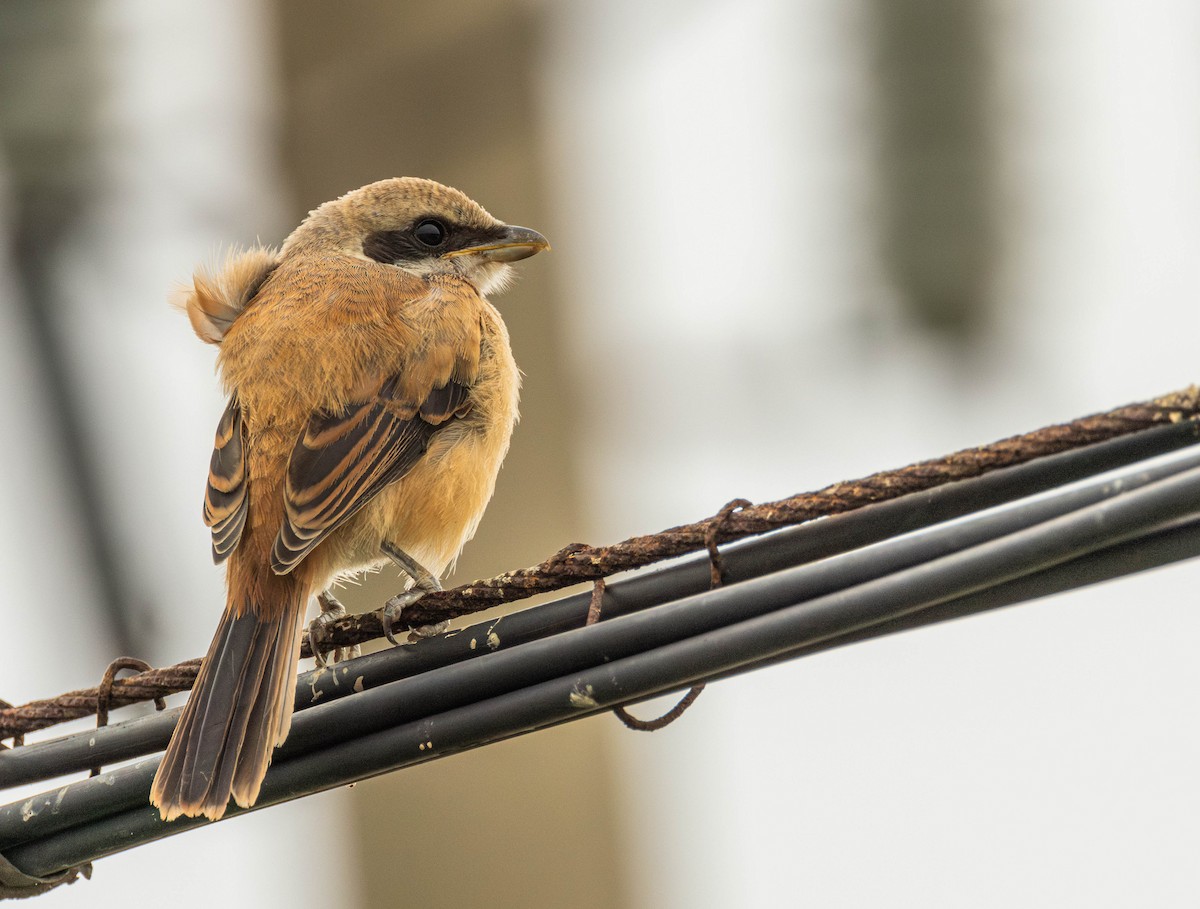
[90,658,164,777]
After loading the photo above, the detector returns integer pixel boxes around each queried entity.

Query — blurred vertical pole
[274,2,623,908]
[1,2,365,906]
[870,0,996,341]
[0,1,143,655]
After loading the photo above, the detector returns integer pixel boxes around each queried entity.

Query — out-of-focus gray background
[5,1,1200,906]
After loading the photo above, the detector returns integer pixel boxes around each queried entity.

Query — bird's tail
[151,573,309,821]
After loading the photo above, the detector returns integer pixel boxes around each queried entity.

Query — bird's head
[282,177,549,295]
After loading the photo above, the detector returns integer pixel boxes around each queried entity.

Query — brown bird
[150,177,548,821]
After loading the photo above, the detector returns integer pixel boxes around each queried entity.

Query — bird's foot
[411,620,451,640]
[378,590,449,645]
[308,592,361,668]
[379,542,446,645]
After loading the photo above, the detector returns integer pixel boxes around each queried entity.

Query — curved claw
[308,624,330,669]
[380,605,400,647]
[308,596,349,668]
[379,589,432,646]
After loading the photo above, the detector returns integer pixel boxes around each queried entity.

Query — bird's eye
[413,219,447,247]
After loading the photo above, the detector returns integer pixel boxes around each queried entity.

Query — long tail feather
[151,578,308,821]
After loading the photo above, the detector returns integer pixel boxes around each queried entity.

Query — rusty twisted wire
[2,386,1198,744]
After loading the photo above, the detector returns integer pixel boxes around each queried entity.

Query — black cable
[4,421,1198,790]
[722,515,1200,681]
[5,455,1200,876]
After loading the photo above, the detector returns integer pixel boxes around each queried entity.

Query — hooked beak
[442,225,550,263]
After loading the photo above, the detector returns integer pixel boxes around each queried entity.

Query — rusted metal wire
[2,385,1198,744]
[613,684,707,732]
[704,498,752,588]
[89,659,165,778]
[0,705,19,751]
[391,387,1200,627]
[585,576,707,730]
[0,662,199,743]
[600,499,749,730]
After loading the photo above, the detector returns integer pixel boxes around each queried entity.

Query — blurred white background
[4,1,1200,906]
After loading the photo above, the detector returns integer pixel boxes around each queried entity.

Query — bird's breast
[311,302,519,588]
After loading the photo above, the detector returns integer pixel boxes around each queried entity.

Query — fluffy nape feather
[175,246,281,345]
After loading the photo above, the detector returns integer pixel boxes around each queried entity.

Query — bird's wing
[270,286,482,575]
[204,395,250,563]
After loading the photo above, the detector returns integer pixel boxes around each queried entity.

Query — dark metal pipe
[5,458,1200,875]
[4,421,1197,789]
